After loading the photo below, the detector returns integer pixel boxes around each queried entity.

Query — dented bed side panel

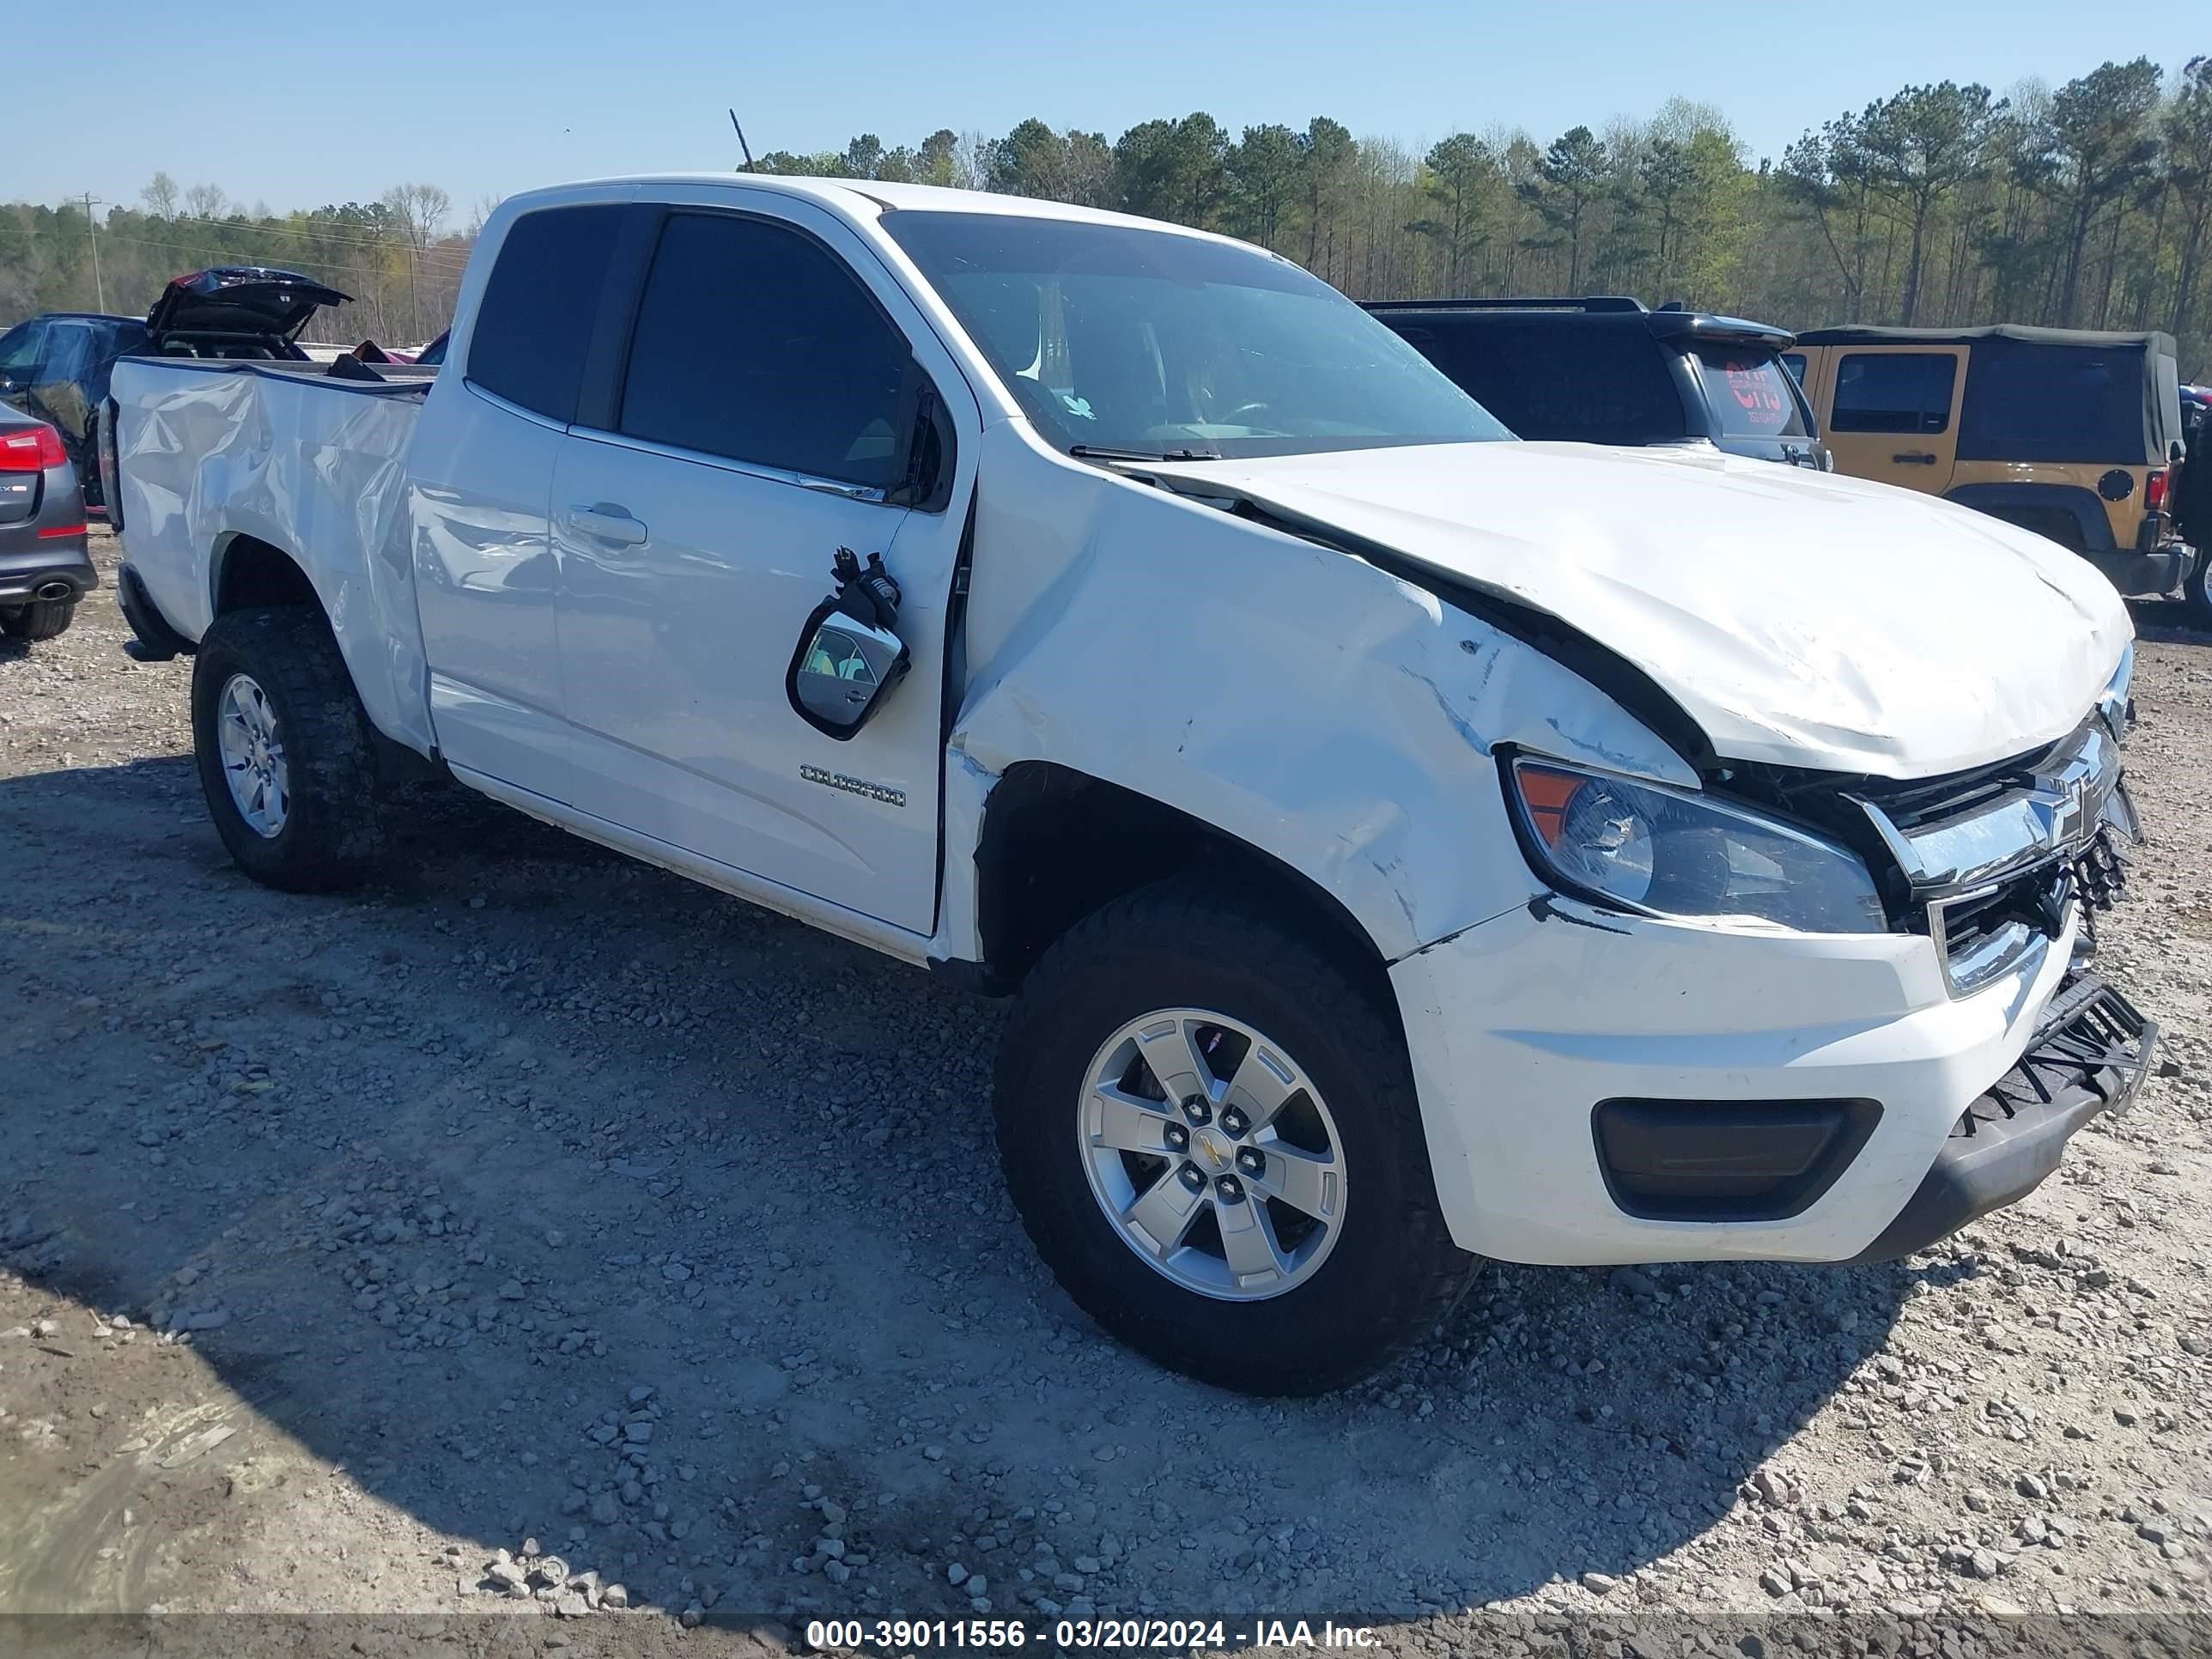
[110,361,435,758]
[947,423,1692,960]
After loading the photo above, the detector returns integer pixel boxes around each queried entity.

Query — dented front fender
[946,427,1692,960]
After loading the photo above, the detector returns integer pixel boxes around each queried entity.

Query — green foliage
[0,187,468,346]
[1517,126,1609,291]
[1856,82,2003,324]
[1226,124,1301,251]
[984,121,1115,207]
[1115,114,1231,228]
[1408,134,1502,293]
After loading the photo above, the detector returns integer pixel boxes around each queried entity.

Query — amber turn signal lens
[1515,764,1585,848]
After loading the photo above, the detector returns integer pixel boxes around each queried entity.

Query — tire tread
[1,599,75,641]
[192,606,383,891]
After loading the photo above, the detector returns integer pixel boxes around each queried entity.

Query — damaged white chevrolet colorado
[105,176,2154,1395]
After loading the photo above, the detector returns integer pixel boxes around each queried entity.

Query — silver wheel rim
[1079,1008,1347,1302]
[216,672,289,838]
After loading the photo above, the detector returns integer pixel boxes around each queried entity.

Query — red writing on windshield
[1718,361,1790,431]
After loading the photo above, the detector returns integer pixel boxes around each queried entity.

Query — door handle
[1892,452,1938,465]
[564,503,647,547]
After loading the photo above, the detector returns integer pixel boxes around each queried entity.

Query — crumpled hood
[1144,441,2133,779]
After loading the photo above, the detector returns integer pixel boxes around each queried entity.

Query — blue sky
[20,0,2209,222]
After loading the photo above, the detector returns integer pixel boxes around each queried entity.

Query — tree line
[0,178,480,347]
[3,50,2208,370]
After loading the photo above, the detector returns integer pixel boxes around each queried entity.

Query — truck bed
[108,351,435,757]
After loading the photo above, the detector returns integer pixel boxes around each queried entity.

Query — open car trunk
[145,267,351,359]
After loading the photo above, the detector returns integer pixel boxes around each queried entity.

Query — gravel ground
[2,530,2208,1654]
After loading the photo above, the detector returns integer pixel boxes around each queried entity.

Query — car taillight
[0,424,67,471]
[2146,470,2169,513]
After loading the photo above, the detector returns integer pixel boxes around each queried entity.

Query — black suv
[1365,296,1827,470]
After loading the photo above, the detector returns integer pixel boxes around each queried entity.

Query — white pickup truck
[106,175,2154,1395]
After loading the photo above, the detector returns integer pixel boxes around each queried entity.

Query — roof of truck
[544,173,1255,245]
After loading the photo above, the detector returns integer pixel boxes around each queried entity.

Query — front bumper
[1849,972,2152,1260]
[1391,891,2131,1266]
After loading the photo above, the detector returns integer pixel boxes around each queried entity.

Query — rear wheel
[994,876,1480,1395]
[191,606,383,891]
[0,599,76,641]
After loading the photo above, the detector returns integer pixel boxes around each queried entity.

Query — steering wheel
[1225,402,1273,424]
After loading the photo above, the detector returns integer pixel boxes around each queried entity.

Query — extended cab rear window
[466,204,627,422]
[1692,349,1808,439]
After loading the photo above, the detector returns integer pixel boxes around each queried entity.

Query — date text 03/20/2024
[803,1618,1380,1649]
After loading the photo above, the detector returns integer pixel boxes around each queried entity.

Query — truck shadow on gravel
[2,757,1934,1622]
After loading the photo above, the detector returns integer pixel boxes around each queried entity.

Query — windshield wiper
[1067,443,1222,463]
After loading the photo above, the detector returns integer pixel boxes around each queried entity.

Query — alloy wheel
[216,672,289,838]
[1078,1007,1347,1301]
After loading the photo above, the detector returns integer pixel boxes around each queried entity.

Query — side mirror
[788,611,908,736]
[786,547,910,739]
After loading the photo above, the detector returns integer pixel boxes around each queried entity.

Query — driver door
[553,192,975,937]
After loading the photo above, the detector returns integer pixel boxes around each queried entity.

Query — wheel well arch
[971,761,1391,994]
[1945,483,2115,553]
[211,533,319,617]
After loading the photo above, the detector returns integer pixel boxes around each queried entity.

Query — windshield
[1692,348,1808,440]
[882,211,1511,459]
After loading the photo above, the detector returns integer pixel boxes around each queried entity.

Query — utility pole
[79,193,107,311]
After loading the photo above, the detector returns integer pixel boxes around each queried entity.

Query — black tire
[994,875,1480,1395]
[0,599,76,641]
[191,606,383,891]
[2184,550,2212,631]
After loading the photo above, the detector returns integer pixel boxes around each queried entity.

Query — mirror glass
[793,617,906,732]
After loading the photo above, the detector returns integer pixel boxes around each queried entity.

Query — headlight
[1507,757,1887,933]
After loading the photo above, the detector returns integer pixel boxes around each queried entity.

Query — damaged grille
[1852,711,2136,996]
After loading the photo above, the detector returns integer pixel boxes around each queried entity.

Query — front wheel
[191,606,384,891]
[994,877,1480,1395]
